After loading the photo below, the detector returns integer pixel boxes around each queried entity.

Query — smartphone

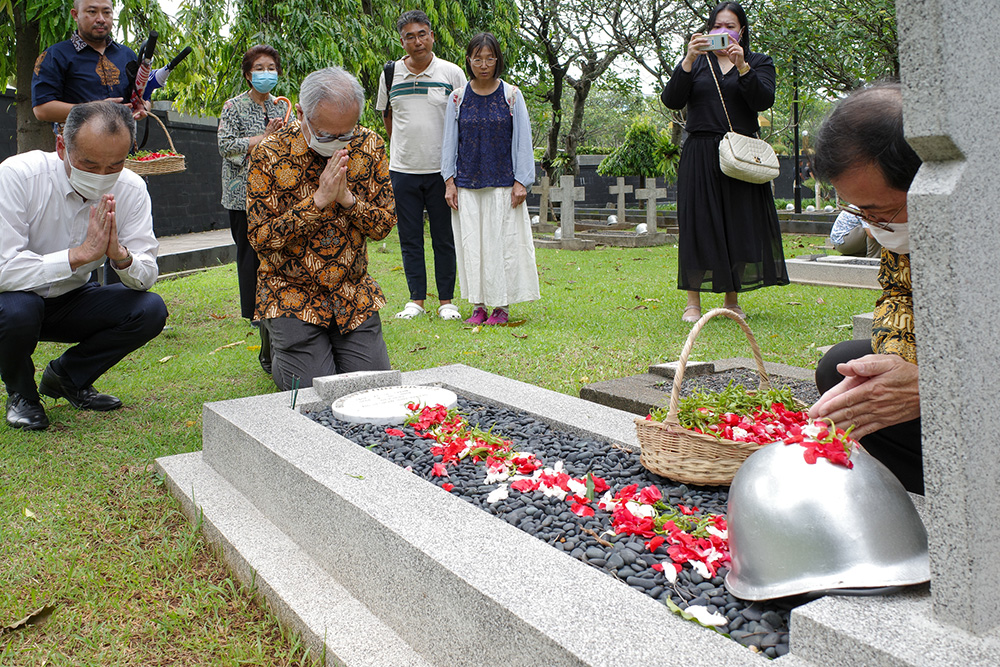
[701,33,730,51]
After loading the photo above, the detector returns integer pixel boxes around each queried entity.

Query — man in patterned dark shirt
[32,0,147,126]
[810,83,923,494]
[247,67,396,391]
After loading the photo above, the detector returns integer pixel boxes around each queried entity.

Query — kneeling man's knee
[0,292,45,340]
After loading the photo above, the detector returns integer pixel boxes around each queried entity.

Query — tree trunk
[563,78,591,177]
[542,70,563,176]
[14,7,54,153]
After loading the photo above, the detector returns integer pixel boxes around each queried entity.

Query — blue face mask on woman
[251,71,278,94]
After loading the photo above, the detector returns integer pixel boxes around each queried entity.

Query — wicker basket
[636,307,790,486]
[125,113,186,176]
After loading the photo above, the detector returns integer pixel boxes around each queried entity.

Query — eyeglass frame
[402,29,432,44]
[836,201,905,232]
[469,57,497,67]
[302,115,358,144]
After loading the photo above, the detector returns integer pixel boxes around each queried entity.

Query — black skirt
[675,133,789,293]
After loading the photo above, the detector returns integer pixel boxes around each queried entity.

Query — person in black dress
[661,1,788,322]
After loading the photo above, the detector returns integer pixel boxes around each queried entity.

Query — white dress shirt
[0,150,159,297]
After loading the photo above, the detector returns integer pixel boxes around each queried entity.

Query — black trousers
[0,283,168,401]
[228,208,259,320]
[815,339,923,494]
[390,171,456,302]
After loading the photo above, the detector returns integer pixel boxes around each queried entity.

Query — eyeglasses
[402,30,431,44]
[837,202,905,232]
[470,57,497,67]
[304,117,357,143]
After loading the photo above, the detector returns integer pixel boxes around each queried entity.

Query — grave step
[156,451,432,667]
[785,254,880,289]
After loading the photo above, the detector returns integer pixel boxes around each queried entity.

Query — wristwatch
[111,246,133,270]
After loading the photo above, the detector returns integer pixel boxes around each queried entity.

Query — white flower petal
[662,564,678,584]
[692,560,711,579]
[486,484,509,503]
[567,479,587,495]
[685,605,727,627]
[706,526,728,539]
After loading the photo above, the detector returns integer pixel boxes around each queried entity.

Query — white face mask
[68,162,121,200]
[302,116,351,157]
[869,224,909,255]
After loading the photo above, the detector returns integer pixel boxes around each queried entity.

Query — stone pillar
[538,175,552,225]
[635,177,666,235]
[609,177,633,225]
[898,0,1000,634]
[548,175,585,241]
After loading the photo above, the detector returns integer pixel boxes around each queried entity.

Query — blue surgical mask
[251,71,278,94]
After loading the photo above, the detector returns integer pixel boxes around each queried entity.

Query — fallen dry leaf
[786,302,802,306]
[816,297,826,304]
[209,313,227,320]
[409,345,427,353]
[1,605,55,636]
[23,508,37,520]
[511,332,528,339]
[158,355,175,363]
[209,340,246,354]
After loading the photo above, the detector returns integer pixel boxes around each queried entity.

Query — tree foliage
[597,119,678,182]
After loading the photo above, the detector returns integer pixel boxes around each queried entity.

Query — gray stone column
[898,0,1000,634]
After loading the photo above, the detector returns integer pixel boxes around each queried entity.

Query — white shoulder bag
[707,59,779,184]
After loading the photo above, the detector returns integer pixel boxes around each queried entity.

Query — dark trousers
[390,171,456,302]
[229,209,259,319]
[815,339,923,494]
[0,284,168,401]
[266,312,391,391]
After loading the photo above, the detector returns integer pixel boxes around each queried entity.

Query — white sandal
[394,302,425,319]
[437,303,462,321]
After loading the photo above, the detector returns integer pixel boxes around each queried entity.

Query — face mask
[303,117,350,157]
[710,27,741,48]
[251,71,278,94]
[869,224,909,255]
[68,162,121,200]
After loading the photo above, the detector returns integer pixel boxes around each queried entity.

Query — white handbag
[707,59,779,184]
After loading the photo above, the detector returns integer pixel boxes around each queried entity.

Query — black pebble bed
[655,367,822,407]
[307,395,810,659]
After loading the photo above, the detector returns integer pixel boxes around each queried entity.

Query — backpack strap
[381,60,396,119]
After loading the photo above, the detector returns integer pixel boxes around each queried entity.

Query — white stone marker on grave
[899,0,1000,635]
[609,177,633,226]
[331,385,458,425]
[548,174,585,241]
[635,177,666,236]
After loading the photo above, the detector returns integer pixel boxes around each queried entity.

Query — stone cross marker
[634,177,666,235]
[898,0,1000,636]
[548,175,585,241]
[537,175,552,225]
[608,177,633,226]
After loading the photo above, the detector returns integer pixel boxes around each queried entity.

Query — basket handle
[147,112,177,154]
[666,308,772,421]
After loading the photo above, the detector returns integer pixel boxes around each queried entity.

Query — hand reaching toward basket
[808,354,920,439]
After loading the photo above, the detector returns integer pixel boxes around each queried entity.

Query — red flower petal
[385,427,405,437]
[441,483,454,492]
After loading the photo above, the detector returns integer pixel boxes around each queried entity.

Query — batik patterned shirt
[31,33,137,108]
[872,249,916,364]
[246,121,396,332]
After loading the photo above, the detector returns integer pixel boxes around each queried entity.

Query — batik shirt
[31,33,137,108]
[218,91,290,210]
[246,121,396,333]
[872,249,916,364]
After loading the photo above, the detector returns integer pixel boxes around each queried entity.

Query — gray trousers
[266,312,391,391]
[834,226,882,258]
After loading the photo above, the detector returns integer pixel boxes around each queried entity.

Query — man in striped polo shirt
[376,10,467,322]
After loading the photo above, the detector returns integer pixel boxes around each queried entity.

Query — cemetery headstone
[609,177,633,226]
[635,177,666,235]
[331,386,458,425]
[549,175,586,242]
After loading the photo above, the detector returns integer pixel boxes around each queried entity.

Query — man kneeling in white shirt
[0,100,168,430]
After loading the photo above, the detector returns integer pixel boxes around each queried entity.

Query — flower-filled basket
[636,308,807,486]
[125,113,186,176]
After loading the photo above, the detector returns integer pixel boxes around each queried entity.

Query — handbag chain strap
[706,55,736,133]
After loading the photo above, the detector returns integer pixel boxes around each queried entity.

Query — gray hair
[64,101,135,152]
[299,67,365,122]
[396,10,431,34]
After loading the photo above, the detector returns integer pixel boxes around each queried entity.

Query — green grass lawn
[0,232,875,664]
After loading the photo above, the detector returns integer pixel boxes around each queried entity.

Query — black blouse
[661,52,776,136]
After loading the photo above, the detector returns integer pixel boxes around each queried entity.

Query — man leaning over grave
[247,67,396,391]
[808,83,922,494]
[0,101,168,431]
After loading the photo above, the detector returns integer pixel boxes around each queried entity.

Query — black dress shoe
[6,393,50,430]
[38,364,123,411]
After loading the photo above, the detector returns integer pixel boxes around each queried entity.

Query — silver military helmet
[725,440,930,601]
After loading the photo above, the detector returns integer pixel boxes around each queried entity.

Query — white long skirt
[452,187,541,307]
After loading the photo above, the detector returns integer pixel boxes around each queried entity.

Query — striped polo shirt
[376,54,466,174]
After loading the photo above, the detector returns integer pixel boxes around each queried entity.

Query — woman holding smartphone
[661,2,788,322]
